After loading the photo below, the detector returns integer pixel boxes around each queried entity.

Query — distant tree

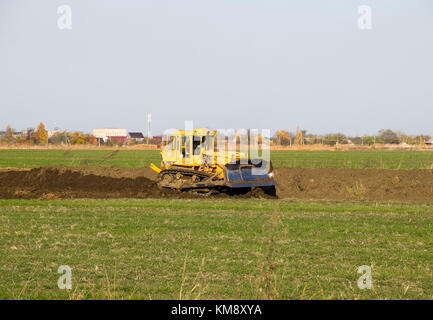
[105,138,114,147]
[349,136,362,145]
[294,127,304,145]
[77,133,97,145]
[128,138,136,146]
[4,125,14,143]
[105,138,124,147]
[323,134,334,146]
[35,122,48,144]
[361,136,373,145]
[88,135,98,145]
[398,133,409,144]
[50,131,69,145]
[307,134,322,145]
[323,133,347,145]
[362,135,384,145]
[394,130,406,144]
[413,134,429,146]
[24,128,36,144]
[336,133,348,144]
[70,132,86,144]
[273,130,291,145]
[379,129,399,144]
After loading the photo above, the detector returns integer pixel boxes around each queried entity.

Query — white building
[48,130,61,138]
[93,128,127,142]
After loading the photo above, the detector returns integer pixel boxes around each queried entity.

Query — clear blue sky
[0,0,432,136]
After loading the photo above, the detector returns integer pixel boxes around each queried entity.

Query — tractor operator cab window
[164,136,175,151]
[206,135,214,151]
[181,136,191,158]
[193,135,205,155]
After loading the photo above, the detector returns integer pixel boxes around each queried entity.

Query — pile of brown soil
[2,166,433,202]
[0,166,173,199]
[59,166,159,180]
[274,167,433,202]
[0,166,273,200]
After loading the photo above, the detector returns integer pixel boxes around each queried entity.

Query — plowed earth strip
[1,166,433,202]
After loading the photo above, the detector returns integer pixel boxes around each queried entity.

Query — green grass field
[1,149,433,300]
[2,149,433,169]
[1,198,433,300]
[0,149,160,169]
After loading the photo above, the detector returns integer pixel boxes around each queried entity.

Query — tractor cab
[161,128,217,167]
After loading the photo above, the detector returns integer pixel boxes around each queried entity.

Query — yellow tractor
[150,128,276,195]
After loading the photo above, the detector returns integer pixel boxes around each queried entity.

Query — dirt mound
[0,166,273,200]
[2,166,433,202]
[58,166,159,180]
[0,166,174,199]
[275,167,433,202]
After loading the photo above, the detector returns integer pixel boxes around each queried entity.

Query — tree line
[0,123,98,145]
[273,128,431,146]
[1,123,431,147]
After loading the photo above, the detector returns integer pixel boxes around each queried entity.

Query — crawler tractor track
[158,167,223,192]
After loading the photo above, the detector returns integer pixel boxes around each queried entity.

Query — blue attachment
[224,164,276,189]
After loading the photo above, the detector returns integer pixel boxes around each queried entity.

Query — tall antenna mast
[147,108,152,142]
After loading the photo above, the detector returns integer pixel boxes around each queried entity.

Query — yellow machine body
[150,128,276,192]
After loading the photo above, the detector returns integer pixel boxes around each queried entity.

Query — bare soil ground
[275,167,433,202]
[0,166,270,199]
[1,166,433,202]
[0,166,168,200]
